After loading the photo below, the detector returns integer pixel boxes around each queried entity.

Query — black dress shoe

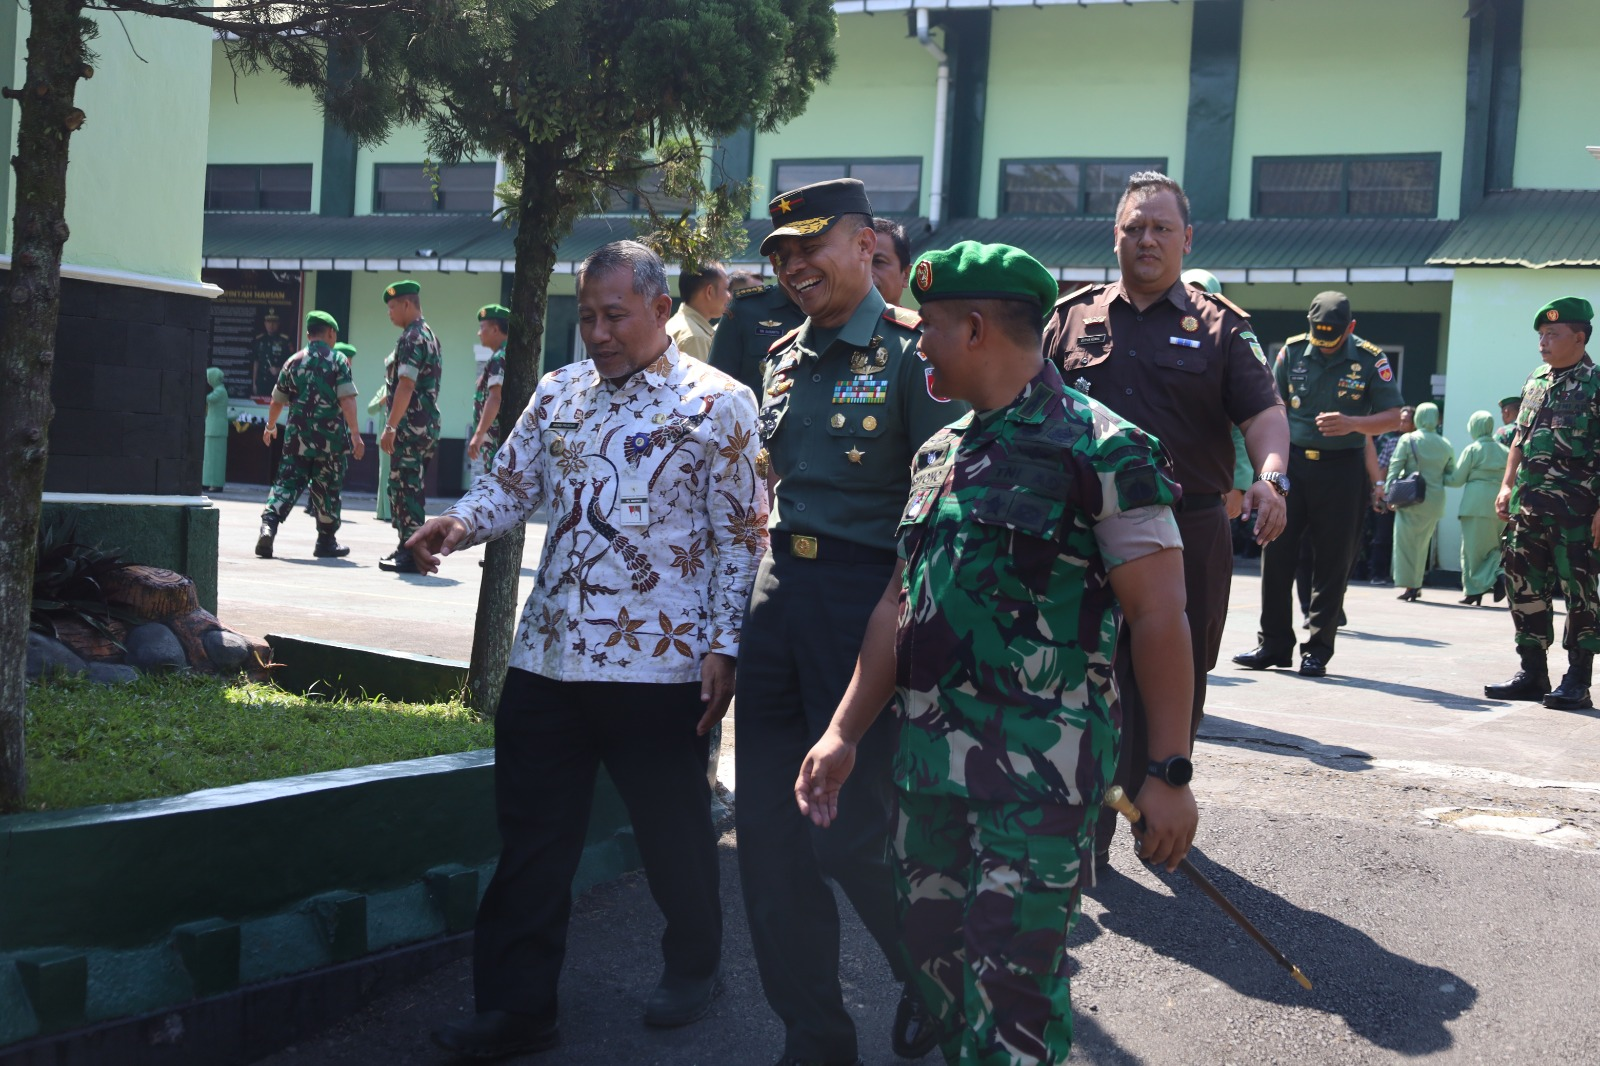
[891,981,941,1058]
[643,969,722,1028]
[1299,654,1327,678]
[1233,646,1291,670]
[378,549,420,573]
[431,1011,559,1060]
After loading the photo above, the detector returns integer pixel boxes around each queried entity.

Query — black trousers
[1259,447,1370,663]
[472,668,720,1019]
[1097,504,1228,851]
[734,551,904,1062]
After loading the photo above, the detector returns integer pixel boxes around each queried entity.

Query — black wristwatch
[1257,470,1290,497]
[1147,754,1194,787]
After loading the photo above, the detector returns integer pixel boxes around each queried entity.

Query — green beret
[1181,268,1221,294]
[478,303,511,325]
[334,342,357,359]
[1534,296,1593,330]
[384,279,421,302]
[305,310,339,334]
[909,241,1058,318]
[1498,395,1521,408]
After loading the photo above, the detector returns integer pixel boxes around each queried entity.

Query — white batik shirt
[445,343,767,684]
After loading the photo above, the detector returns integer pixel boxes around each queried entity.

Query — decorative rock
[202,629,252,671]
[26,632,87,680]
[85,663,139,685]
[124,623,187,673]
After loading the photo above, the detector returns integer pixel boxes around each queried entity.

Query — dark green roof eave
[1427,190,1600,268]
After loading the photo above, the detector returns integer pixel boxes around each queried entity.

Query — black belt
[770,531,897,566]
[1292,445,1364,461]
[1178,493,1223,513]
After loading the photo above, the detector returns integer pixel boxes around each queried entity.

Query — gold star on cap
[776,196,794,214]
[846,446,864,464]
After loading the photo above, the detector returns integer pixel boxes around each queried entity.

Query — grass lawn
[22,672,493,812]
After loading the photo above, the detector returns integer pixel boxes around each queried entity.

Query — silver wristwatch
[1257,471,1290,497]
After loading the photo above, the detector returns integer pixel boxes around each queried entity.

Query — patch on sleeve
[1375,354,1394,382]
[1114,463,1163,507]
[1241,330,1267,365]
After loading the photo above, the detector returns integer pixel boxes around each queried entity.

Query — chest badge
[846,446,865,464]
[1074,377,1092,394]
[862,415,878,431]
[1350,362,1361,373]
[755,448,771,478]
[1085,316,1107,327]
[850,346,890,376]
[758,320,782,328]
[830,413,845,429]
[1181,315,1199,333]
[768,377,793,397]
[1291,395,1302,409]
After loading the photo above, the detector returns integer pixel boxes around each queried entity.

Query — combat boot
[1484,646,1550,701]
[378,544,420,574]
[254,512,280,559]
[1543,650,1593,711]
[312,531,350,558]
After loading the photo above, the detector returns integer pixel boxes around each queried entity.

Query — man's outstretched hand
[795,729,857,829]
[405,516,469,575]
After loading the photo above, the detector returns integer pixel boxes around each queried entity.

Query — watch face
[1166,755,1194,787]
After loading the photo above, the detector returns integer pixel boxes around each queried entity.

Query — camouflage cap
[384,279,421,302]
[910,240,1058,318]
[305,310,339,334]
[759,178,873,257]
[334,342,357,359]
[1534,296,1593,330]
[477,303,511,326]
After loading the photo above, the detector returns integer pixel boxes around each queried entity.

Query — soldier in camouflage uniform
[467,304,508,479]
[798,243,1198,1066]
[255,311,365,559]
[1486,297,1600,710]
[1494,394,1521,449]
[377,279,443,573]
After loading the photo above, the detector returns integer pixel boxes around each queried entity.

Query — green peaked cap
[910,240,1058,318]
[1533,296,1593,330]
[384,279,421,302]
[305,310,339,333]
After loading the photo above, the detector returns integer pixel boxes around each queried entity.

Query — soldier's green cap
[383,279,421,302]
[334,342,357,359]
[1534,296,1593,330]
[759,178,873,256]
[1498,395,1521,408]
[909,241,1058,318]
[478,303,511,325]
[305,310,339,333]
[1307,290,1352,343]
[1181,268,1221,294]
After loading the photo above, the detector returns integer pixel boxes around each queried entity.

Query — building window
[1252,155,1441,218]
[999,159,1166,217]
[373,162,496,213]
[604,169,694,215]
[771,159,922,215]
[204,164,313,212]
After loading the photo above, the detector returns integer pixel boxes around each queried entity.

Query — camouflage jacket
[272,341,357,459]
[475,344,507,430]
[1512,355,1600,515]
[892,361,1182,806]
[387,317,443,445]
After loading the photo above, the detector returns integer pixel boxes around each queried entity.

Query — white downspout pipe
[916,8,948,230]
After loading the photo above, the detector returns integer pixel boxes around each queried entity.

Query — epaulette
[1053,283,1101,308]
[1197,290,1251,319]
[733,284,768,299]
[1283,333,1308,346]
[767,325,802,354]
[1357,338,1385,357]
[882,304,921,330]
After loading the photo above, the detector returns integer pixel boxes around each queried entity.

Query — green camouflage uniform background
[471,344,507,478]
[891,363,1180,1066]
[386,317,443,540]
[265,341,358,532]
[1505,355,1600,653]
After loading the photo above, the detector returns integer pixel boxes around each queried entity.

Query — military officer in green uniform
[1486,297,1600,710]
[252,310,295,397]
[255,311,365,559]
[795,241,1197,1066]
[1494,394,1521,448]
[377,279,444,574]
[1234,291,1403,677]
[467,304,509,479]
[708,272,804,398]
[736,178,958,1066]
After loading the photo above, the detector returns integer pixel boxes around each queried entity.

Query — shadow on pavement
[1078,858,1476,1057]
[1336,629,1450,648]
[1198,717,1372,772]
[1328,674,1502,713]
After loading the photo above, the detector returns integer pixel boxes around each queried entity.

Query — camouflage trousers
[265,450,348,533]
[472,430,501,480]
[894,790,1096,1066]
[1504,512,1600,654]
[388,437,435,543]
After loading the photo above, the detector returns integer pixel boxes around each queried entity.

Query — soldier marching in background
[1486,297,1600,711]
[255,311,364,560]
[377,280,443,574]
[468,304,508,479]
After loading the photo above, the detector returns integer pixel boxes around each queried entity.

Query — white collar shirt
[444,342,767,684]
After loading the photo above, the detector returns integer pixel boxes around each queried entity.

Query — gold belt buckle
[791,535,819,560]
[1304,449,1321,461]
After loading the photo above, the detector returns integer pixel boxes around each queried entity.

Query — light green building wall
[982,3,1191,217]
[7,11,210,280]
[1231,0,1468,221]
[1513,0,1600,191]
[206,42,324,213]
[750,15,937,216]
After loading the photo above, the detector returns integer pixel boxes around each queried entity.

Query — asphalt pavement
[207,492,1600,1065]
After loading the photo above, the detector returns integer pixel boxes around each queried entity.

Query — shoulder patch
[767,325,802,354]
[733,284,768,300]
[882,304,922,330]
[1053,283,1102,308]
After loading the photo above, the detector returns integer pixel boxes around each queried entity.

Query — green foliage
[29,522,136,647]
[23,672,491,811]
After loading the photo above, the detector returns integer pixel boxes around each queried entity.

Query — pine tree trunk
[465,139,568,717]
[0,0,89,813]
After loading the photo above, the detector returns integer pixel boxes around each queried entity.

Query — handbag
[1385,440,1426,508]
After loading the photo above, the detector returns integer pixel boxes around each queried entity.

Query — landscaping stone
[124,623,187,673]
[85,663,139,686]
[26,633,87,680]
[202,629,252,671]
